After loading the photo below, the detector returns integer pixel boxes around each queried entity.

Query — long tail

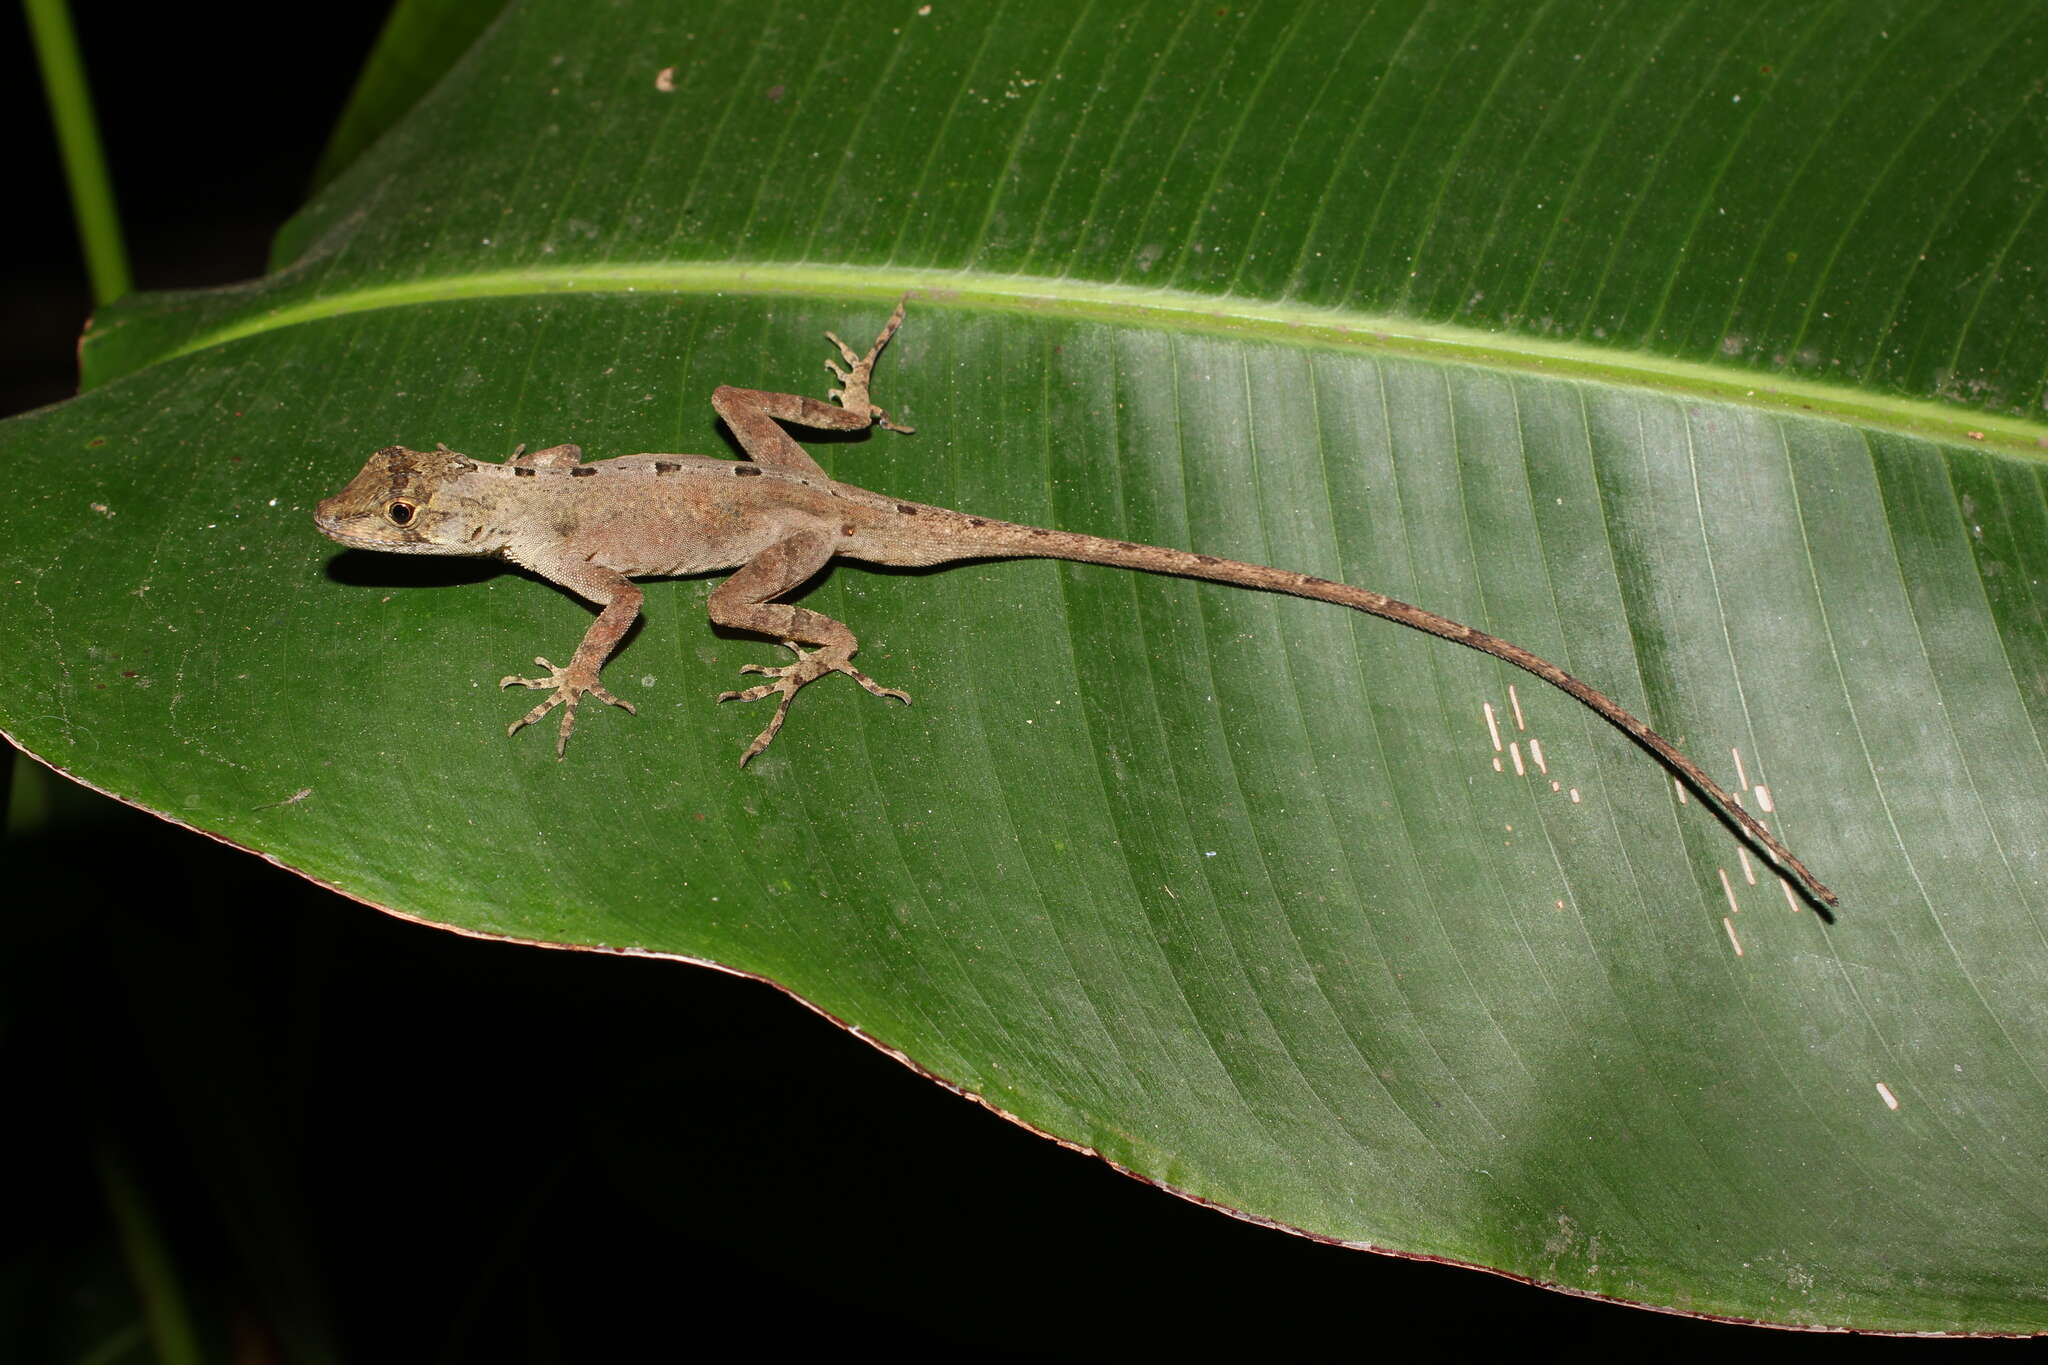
[935,513,1838,916]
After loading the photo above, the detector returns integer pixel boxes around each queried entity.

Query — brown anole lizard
[315,302,1838,913]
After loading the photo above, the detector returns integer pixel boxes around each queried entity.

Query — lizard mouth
[313,508,431,552]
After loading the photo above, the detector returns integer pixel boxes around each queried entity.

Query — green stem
[95,1136,205,1365]
[22,0,132,305]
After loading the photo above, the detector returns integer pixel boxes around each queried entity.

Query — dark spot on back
[968,518,986,527]
[1115,541,1137,551]
[735,465,762,477]
[1030,527,1048,536]
[655,461,680,473]
[513,466,536,477]
[571,466,597,477]
[896,504,918,514]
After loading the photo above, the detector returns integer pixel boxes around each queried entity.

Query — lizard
[314,301,1838,914]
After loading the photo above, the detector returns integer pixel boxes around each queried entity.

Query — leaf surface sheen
[7,0,2048,1333]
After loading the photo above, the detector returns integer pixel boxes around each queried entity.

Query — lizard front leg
[710,527,908,766]
[499,556,641,756]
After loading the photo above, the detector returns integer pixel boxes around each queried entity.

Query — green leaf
[8,0,2047,1334]
[303,0,514,200]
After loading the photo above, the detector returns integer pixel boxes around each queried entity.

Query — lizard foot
[501,656,636,757]
[823,299,915,433]
[718,642,910,767]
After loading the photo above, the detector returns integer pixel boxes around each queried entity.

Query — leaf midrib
[136,261,2048,461]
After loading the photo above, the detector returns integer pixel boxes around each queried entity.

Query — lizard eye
[385,500,418,527]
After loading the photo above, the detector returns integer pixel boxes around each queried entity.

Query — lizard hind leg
[719,639,910,767]
[823,298,914,433]
[709,529,910,766]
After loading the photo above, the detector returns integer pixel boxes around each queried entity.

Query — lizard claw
[501,656,636,757]
[823,334,866,369]
[718,643,909,766]
[819,301,915,434]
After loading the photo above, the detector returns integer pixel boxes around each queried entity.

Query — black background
[2,4,2029,1358]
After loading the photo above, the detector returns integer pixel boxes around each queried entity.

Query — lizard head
[315,445,500,555]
